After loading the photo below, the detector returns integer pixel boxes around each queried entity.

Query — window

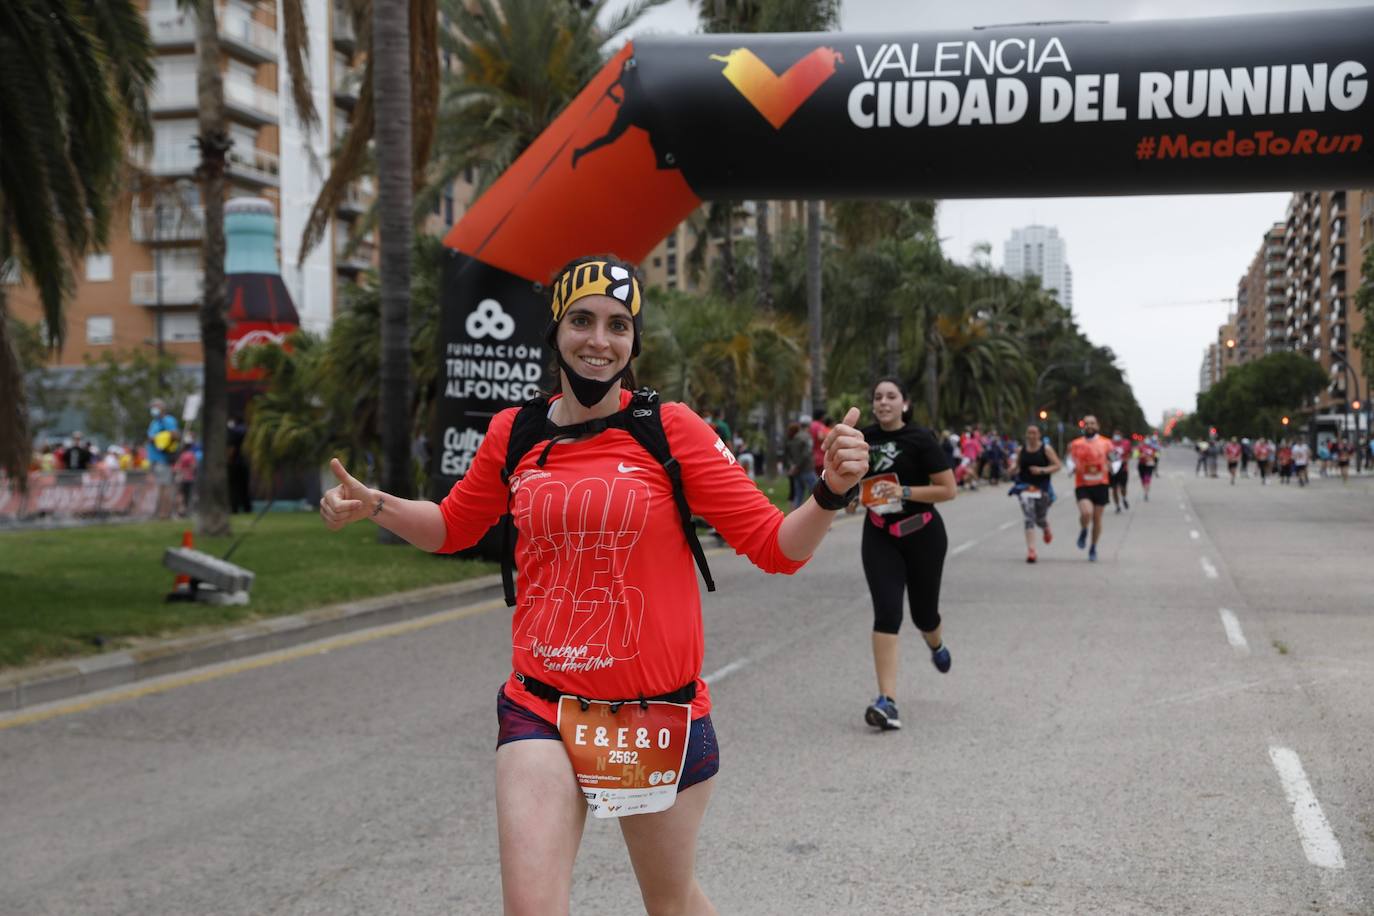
[443,186,455,225]
[85,253,113,282]
[161,312,202,343]
[86,315,114,345]
[666,253,677,274]
[653,257,662,268]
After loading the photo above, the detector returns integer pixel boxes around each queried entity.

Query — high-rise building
[1003,225,1072,309]
[1281,190,1367,414]
[1232,223,1286,369]
[1199,341,1221,394]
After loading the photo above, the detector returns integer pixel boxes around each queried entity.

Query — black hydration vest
[498,387,716,607]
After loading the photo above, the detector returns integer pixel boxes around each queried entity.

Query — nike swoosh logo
[709,47,842,130]
[617,463,645,473]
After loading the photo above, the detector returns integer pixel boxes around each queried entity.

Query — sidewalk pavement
[0,574,505,713]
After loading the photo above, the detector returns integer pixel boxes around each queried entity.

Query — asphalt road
[3,449,1371,914]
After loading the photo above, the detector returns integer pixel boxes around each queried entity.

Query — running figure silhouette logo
[709,47,843,129]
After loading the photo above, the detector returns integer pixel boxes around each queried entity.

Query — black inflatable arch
[433,7,1374,487]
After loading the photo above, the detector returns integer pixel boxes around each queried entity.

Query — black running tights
[861,511,947,635]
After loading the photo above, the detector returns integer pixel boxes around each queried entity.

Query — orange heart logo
[709,47,842,129]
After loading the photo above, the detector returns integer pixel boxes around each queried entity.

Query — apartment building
[1199,341,1221,394]
[1231,222,1286,369]
[6,0,386,374]
[1281,190,1367,414]
[639,201,815,293]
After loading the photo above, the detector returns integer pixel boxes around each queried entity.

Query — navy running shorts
[495,687,720,792]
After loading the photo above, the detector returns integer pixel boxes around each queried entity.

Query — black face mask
[556,351,627,408]
[1084,431,1098,439]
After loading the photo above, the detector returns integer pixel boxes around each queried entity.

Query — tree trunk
[925,335,939,427]
[885,307,900,378]
[755,200,772,310]
[374,0,415,535]
[0,281,31,484]
[806,200,824,415]
[195,0,231,538]
[720,201,736,298]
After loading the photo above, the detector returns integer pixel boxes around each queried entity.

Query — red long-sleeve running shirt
[437,390,808,722]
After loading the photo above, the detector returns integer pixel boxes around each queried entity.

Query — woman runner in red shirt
[319,255,869,915]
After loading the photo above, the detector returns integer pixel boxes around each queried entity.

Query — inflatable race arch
[435,7,1374,487]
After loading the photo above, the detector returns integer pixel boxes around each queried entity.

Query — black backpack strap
[623,388,716,593]
[501,398,552,607]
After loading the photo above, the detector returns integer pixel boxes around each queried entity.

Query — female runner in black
[851,378,957,731]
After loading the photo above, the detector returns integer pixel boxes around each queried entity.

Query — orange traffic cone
[167,530,195,601]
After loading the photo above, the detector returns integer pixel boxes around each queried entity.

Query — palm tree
[189,0,232,536]
[423,0,665,209]
[0,0,154,478]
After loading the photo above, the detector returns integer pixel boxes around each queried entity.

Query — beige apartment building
[1212,192,1369,422]
[7,0,388,376]
[639,201,815,293]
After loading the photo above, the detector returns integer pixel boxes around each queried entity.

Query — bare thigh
[618,777,718,916]
[496,739,588,916]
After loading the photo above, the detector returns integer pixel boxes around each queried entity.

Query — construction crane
[1142,297,1237,309]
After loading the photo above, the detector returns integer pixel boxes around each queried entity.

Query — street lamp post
[1329,349,1366,470]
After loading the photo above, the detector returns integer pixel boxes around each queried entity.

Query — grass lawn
[0,512,497,671]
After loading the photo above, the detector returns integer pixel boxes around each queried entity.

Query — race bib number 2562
[556,697,691,819]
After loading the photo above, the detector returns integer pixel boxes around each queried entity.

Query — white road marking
[1200,557,1219,579]
[1190,529,1200,540]
[950,540,977,556]
[1218,608,1250,654]
[1183,513,1192,522]
[998,520,1017,530]
[703,658,750,685]
[1268,746,1346,869]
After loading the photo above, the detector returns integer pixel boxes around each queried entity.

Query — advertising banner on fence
[0,472,161,524]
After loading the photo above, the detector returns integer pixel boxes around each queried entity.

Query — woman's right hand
[320,458,374,531]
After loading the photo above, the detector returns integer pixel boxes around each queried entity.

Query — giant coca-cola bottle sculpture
[225,197,300,416]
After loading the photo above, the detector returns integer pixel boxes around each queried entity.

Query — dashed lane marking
[1218,608,1250,654]
[1269,746,1346,870]
[1200,557,1219,579]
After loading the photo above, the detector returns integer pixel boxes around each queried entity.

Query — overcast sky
[608,0,1374,424]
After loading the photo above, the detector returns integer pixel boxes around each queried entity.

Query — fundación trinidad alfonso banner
[433,7,1374,495]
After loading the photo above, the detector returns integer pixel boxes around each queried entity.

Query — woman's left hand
[821,407,868,494]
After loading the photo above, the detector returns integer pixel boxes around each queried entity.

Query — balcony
[149,75,278,125]
[130,205,205,243]
[337,177,373,217]
[332,66,360,109]
[333,3,356,52]
[224,78,278,125]
[226,145,280,186]
[335,235,376,273]
[146,7,276,62]
[131,270,203,306]
[143,143,279,187]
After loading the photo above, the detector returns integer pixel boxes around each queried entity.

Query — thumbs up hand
[821,407,868,494]
[319,458,375,530]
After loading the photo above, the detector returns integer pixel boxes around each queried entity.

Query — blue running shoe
[864,696,902,730]
[1077,528,1088,550]
[1089,545,1098,562]
[931,643,951,673]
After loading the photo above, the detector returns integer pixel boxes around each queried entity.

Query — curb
[0,574,505,714]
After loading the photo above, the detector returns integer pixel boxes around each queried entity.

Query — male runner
[1068,415,1114,562]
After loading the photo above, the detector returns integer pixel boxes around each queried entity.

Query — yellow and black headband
[550,259,642,321]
